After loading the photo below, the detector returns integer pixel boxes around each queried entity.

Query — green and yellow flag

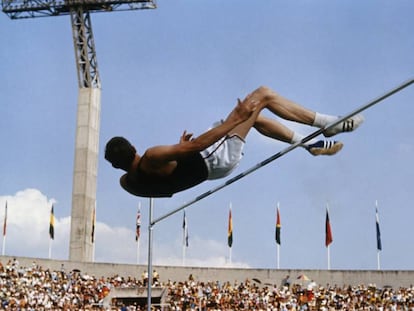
[49,205,55,240]
[227,207,233,248]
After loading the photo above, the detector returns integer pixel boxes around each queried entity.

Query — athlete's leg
[253,114,295,144]
[248,86,364,137]
[229,87,344,156]
[247,86,316,125]
[253,114,343,156]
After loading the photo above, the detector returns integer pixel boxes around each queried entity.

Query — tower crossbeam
[2,0,156,19]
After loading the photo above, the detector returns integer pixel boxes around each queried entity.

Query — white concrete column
[69,87,101,262]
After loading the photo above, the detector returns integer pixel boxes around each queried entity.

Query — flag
[3,201,7,237]
[325,208,333,247]
[275,207,281,245]
[91,205,96,243]
[49,205,55,240]
[376,208,382,251]
[182,210,189,247]
[136,207,141,241]
[228,207,233,248]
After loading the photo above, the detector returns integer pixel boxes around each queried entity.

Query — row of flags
[274,207,382,251]
[1,201,383,260]
[168,204,382,252]
[274,206,334,248]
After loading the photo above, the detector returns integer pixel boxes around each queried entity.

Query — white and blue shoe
[306,140,343,156]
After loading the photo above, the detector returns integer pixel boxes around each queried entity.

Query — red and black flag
[275,207,281,245]
[325,208,333,247]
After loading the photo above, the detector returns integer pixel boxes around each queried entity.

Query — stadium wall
[1,255,412,288]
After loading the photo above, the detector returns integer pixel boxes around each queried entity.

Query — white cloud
[0,189,57,258]
[0,189,250,268]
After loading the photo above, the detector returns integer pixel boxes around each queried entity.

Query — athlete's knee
[251,86,279,101]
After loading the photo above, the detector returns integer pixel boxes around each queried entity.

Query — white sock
[291,132,316,147]
[313,112,338,128]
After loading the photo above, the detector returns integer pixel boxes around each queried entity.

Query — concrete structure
[1,255,413,289]
[102,287,168,309]
[69,87,101,262]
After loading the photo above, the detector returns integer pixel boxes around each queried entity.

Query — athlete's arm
[143,98,258,166]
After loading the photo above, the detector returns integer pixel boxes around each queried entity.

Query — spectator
[282,274,291,288]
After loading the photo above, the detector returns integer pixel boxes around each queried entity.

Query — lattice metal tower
[2,0,156,262]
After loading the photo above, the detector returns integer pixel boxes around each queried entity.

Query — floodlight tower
[2,0,156,262]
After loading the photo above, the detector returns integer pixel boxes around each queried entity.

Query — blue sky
[1,0,414,270]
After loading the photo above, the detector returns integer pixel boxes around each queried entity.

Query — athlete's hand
[180,130,193,143]
[228,94,259,125]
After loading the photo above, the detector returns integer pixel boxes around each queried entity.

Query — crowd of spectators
[166,277,414,311]
[0,258,413,310]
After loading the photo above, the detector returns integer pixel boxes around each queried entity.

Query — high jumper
[105,86,364,198]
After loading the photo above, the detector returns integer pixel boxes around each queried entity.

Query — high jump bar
[151,78,414,226]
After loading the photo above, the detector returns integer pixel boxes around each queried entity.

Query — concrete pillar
[69,87,101,262]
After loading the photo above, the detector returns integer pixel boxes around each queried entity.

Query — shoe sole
[308,142,344,156]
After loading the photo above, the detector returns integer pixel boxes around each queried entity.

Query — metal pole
[147,198,153,311]
[151,78,414,226]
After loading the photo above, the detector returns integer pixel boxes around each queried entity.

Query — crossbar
[151,78,414,226]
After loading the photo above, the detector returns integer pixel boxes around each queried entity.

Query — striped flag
[325,208,333,247]
[376,208,382,251]
[3,201,7,237]
[275,207,281,245]
[228,207,233,248]
[182,210,189,247]
[136,207,141,241]
[49,205,55,240]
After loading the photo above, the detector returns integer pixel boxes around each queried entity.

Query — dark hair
[105,136,136,171]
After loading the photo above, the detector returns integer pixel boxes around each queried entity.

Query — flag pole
[327,244,331,270]
[375,200,381,270]
[182,238,186,266]
[48,238,52,259]
[1,236,5,256]
[48,204,55,259]
[377,243,381,270]
[277,244,280,269]
[92,202,96,262]
[137,235,140,265]
[276,202,280,269]
[147,198,154,311]
[2,201,7,256]
[228,202,232,266]
[182,209,187,266]
[326,204,332,270]
[137,202,141,265]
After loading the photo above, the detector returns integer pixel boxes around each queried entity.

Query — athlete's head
[105,136,136,171]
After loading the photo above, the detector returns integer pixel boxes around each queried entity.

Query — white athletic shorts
[200,121,245,180]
